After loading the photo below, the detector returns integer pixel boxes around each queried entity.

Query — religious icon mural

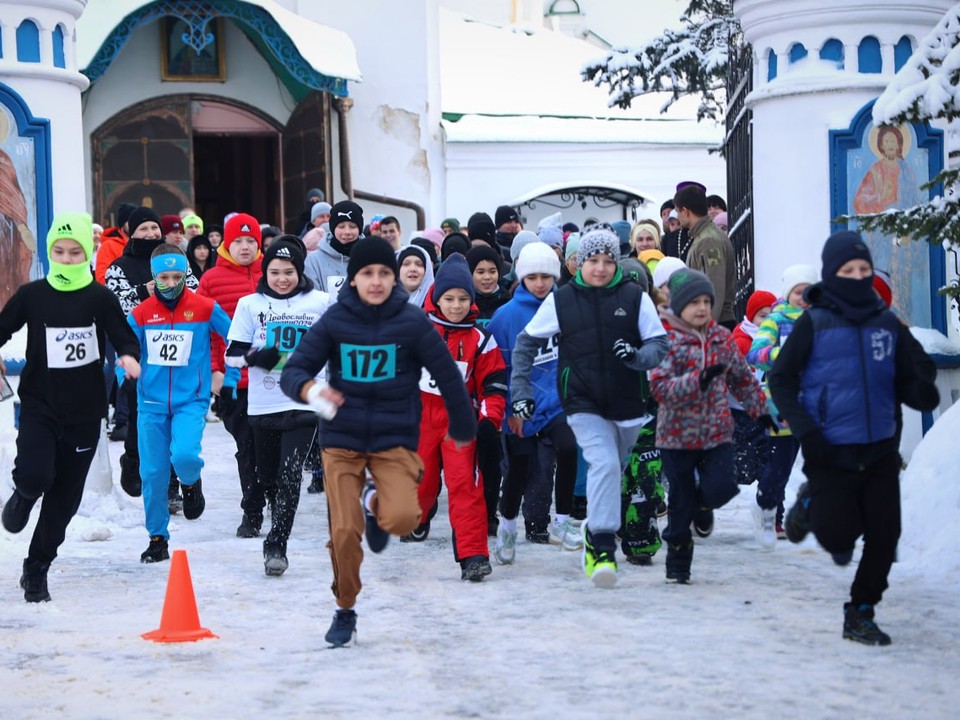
[831,101,945,330]
[0,103,38,308]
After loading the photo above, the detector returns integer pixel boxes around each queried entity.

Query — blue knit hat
[432,253,476,303]
[821,230,872,280]
[611,220,632,258]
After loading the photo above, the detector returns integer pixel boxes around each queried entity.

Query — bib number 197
[340,344,396,383]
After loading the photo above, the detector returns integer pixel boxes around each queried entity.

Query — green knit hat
[47,212,94,263]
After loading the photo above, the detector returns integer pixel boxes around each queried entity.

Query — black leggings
[249,410,316,552]
[13,411,101,565]
[499,418,578,520]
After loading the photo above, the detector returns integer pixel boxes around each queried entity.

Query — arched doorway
[91,94,288,226]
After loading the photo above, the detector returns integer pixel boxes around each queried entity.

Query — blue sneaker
[325,608,357,648]
[361,481,389,553]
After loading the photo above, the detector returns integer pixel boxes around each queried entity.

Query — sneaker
[776,523,787,540]
[400,521,430,543]
[20,559,51,602]
[325,608,357,648]
[460,555,493,582]
[832,549,854,566]
[843,603,892,646]
[582,524,618,588]
[236,513,262,538]
[307,468,324,494]
[181,479,205,520]
[785,482,812,543]
[625,554,653,566]
[525,528,550,545]
[2,489,38,534]
[361,481,389,553]
[548,518,584,551]
[754,505,777,551]
[692,507,714,538]
[264,543,289,577]
[167,477,182,515]
[119,453,141,497]
[494,524,517,565]
[140,536,170,563]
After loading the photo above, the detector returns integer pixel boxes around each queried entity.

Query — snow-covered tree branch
[580,0,737,122]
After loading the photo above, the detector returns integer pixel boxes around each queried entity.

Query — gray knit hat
[668,268,715,316]
[578,223,620,261]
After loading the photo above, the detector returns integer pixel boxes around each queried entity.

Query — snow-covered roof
[76,0,362,83]
[439,8,721,143]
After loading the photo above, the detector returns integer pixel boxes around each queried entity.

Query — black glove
[800,430,830,465]
[698,364,728,391]
[612,338,637,364]
[512,399,535,420]
[476,418,500,444]
[246,346,282,371]
[220,386,236,418]
[758,414,780,435]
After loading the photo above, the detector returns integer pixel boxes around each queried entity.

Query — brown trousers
[322,447,424,609]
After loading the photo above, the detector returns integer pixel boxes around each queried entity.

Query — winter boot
[843,603,892,646]
[263,540,289,577]
[181,479,205,520]
[236,513,262,538]
[140,536,170,564]
[361,481,389,553]
[20,558,51,602]
[625,554,653,566]
[460,555,493,582]
[785,482,812,543]
[832,549,854,566]
[692,507,714,538]
[325,608,357,648]
[2,489,38,534]
[119,453,142,497]
[665,541,694,584]
[582,523,618,588]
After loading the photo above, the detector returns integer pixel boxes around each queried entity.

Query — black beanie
[117,202,137,230]
[346,236,398,282]
[411,238,439,266]
[441,232,470,261]
[466,244,501,274]
[398,246,423,266]
[329,200,364,235]
[495,205,520,228]
[821,230,873,280]
[262,239,305,279]
[272,233,307,256]
[127,207,162,236]
[432,253,476,303]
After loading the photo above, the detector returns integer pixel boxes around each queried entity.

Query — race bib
[533,335,559,366]
[45,324,99,369]
[340,343,396,383]
[419,361,468,395]
[146,330,194,367]
[265,322,308,371]
[327,275,346,298]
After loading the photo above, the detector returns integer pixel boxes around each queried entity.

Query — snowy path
[1,421,958,719]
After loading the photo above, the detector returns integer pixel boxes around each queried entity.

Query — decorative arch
[819,38,844,69]
[788,42,807,64]
[894,35,915,72]
[858,36,882,74]
[766,48,778,81]
[83,0,349,99]
[53,24,66,68]
[16,19,41,63]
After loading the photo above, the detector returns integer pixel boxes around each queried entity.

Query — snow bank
[911,326,960,355]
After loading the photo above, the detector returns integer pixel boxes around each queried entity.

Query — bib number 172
[340,344,396,383]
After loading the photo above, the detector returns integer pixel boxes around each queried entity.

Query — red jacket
[732,322,754,357]
[197,248,262,387]
[95,226,127,285]
[420,296,507,427]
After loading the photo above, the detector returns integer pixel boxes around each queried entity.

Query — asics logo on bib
[56,328,95,342]
[151,331,187,343]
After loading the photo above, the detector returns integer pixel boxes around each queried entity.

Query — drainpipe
[333,97,427,230]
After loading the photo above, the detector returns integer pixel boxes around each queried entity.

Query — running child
[1,213,141,601]
[280,236,476,647]
[129,243,234,563]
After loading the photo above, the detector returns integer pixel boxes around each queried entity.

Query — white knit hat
[578,224,620,260]
[780,263,818,301]
[516,241,560,280]
[652,256,686,289]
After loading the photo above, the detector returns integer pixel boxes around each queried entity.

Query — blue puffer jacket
[279,283,476,453]
[488,283,563,435]
[800,306,899,445]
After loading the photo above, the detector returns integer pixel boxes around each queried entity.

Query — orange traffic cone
[142,549,218,643]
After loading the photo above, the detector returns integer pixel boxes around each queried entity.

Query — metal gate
[724,31,755,321]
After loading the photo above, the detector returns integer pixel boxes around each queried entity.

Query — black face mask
[496,231,517,248]
[819,275,883,323]
[329,235,356,257]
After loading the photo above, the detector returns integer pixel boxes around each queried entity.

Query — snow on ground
[2,416,959,719]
